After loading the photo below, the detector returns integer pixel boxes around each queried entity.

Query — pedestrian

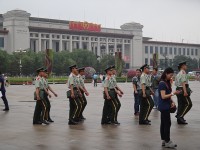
[139,64,154,125]
[67,65,82,125]
[175,61,192,124]
[158,67,180,148]
[132,69,142,116]
[43,69,58,123]
[151,67,160,109]
[77,67,89,120]
[93,73,98,87]
[33,67,50,125]
[0,71,9,111]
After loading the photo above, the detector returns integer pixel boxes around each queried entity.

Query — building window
[191,49,194,55]
[145,46,148,54]
[160,47,163,54]
[183,48,186,55]
[169,47,172,55]
[150,58,153,66]
[150,46,153,54]
[0,37,4,48]
[165,47,168,54]
[155,47,158,54]
[174,48,177,55]
[187,48,190,55]
[195,49,198,55]
[145,58,148,64]
[178,48,181,55]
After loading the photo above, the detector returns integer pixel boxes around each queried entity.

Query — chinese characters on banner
[69,21,101,32]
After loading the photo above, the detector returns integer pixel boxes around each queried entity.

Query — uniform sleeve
[104,79,109,88]
[181,74,187,83]
[69,77,74,85]
[35,80,40,88]
[140,75,146,85]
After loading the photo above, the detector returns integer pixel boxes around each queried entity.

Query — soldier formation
[30,62,192,127]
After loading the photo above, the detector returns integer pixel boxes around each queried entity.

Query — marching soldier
[67,65,82,125]
[77,67,89,120]
[110,65,123,124]
[175,61,192,124]
[139,64,154,125]
[43,69,58,123]
[101,66,121,125]
[33,67,49,125]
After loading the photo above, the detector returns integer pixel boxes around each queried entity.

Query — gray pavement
[0,82,200,150]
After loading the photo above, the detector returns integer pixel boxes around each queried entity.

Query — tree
[172,55,198,72]
[99,54,115,73]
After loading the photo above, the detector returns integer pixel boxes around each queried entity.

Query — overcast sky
[1,0,200,43]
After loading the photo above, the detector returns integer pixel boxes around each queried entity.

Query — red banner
[69,21,101,32]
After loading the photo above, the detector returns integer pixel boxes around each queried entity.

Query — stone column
[38,33,41,51]
[69,35,73,52]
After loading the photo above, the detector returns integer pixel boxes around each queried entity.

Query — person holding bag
[158,67,181,148]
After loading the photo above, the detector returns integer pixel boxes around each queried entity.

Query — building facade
[0,9,200,69]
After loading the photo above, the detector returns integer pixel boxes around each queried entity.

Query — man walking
[0,71,9,111]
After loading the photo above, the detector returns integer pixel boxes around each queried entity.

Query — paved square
[0,82,200,150]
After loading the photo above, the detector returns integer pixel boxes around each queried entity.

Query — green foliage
[172,55,198,72]
[0,49,120,76]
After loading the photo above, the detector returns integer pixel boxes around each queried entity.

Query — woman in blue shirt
[158,68,180,148]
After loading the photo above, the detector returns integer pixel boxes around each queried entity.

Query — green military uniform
[77,74,87,119]
[175,67,192,124]
[110,75,121,121]
[67,72,82,123]
[139,65,154,125]
[42,77,52,121]
[101,66,120,125]
[33,72,48,124]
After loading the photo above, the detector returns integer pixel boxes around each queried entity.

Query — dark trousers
[80,92,87,117]
[139,95,154,122]
[44,93,51,120]
[33,99,47,122]
[1,91,9,109]
[69,97,82,121]
[101,90,121,123]
[134,92,140,114]
[176,94,192,118]
[160,110,171,142]
[94,79,97,87]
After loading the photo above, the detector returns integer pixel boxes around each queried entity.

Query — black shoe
[177,118,188,125]
[48,118,54,123]
[41,120,49,125]
[33,121,42,125]
[101,121,111,125]
[81,116,86,120]
[3,108,9,111]
[139,120,151,125]
[111,121,120,125]
[146,119,151,122]
[68,120,78,125]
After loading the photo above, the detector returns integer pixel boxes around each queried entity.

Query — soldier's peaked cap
[36,67,44,73]
[78,67,85,72]
[69,65,77,70]
[140,64,149,70]
[105,66,113,72]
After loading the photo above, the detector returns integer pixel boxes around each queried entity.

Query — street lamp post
[14,49,27,77]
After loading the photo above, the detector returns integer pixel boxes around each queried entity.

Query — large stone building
[0,9,200,69]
